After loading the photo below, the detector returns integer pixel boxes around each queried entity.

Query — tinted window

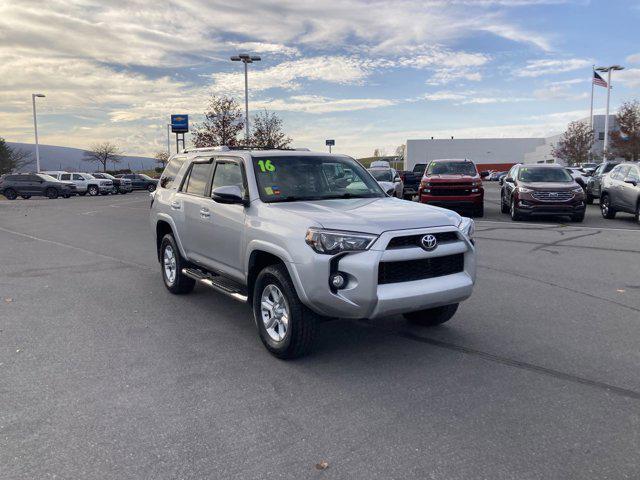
[518,167,572,182]
[160,156,187,189]
[61,174,71,180]
[92,173,104,179]
[603,163,619,174]
[72,174,84,180]
[368,169,394,182]
[183,162,211,196]
[211,162,244,195]
[427,161,477,176]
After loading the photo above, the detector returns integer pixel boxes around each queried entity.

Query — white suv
[150,147,476,358]
[44,172,113,196]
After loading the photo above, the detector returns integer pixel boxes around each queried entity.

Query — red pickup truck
[418,158,484,217]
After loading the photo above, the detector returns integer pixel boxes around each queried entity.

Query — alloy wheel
[260,284,290,342]
[163,245,177,285]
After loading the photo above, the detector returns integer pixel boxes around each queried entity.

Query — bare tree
[154,151,170,169]
[610,100,640,161]
[395,144,406,160]
[0,138,33,175]
[83,142,123,172]
[192,95,244,148]
[250,109,292,149]
[551,121,594,166]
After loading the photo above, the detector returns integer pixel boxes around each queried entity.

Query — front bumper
[515,193,585,216]
[291,226,476,319]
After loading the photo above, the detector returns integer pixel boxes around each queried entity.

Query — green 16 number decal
[257,160,276,172]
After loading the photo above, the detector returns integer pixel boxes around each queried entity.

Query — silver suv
[150,147,476,358]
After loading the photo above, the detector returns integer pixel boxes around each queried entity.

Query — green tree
[192,95,244,148]
[0,138,33,175]
[250,110,292,149]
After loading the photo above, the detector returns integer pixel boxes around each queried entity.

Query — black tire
[600,194,616,219]
[46,187,59,199]
[147,184,156,192]
[403,303,459,326]
[3,188,18,200]
[572,212,585,222]
[160,234,195,294]
[253,264,318,359]
[510,197,523,221]
[87,185,99,196]
[20,195,31,199]
[100,191,109,196]
[78,191,87,196]
[473,204,484,218]
[62,194,70,199]
[500,191,509,213]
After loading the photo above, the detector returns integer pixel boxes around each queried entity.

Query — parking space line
[0,225,154,271]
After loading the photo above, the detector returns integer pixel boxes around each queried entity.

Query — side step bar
[182,268,248,303]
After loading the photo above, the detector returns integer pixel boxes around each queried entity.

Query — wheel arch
[245,243,306,304]
[155,216,188,263]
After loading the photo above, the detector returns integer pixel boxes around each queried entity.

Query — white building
[405,114,617,172]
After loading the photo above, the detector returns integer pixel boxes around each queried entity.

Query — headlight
[518,186,532,193]
[457,217,475,240]
[305,228,378,255]
[571,186,584,193]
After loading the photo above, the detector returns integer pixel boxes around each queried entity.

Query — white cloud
[516,58,593,77]
[615,68,640,88]
[255,95,396,114]
[626,53,640,64]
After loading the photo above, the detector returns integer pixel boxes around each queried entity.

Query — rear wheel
[3,188,17,200]
[510,197,523,221]
[600,194,616,219]
[403,303,459,326]
[500,191,509,213]
[87,185,99,196]
[46,187,59,199]
[160,234,195,294]
[20,195,31,199]
[78,191,87,196]
[253,264,318,359]
[147,184,156,192]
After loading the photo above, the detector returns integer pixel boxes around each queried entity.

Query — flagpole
[589,65,595,129]
[603,68,613,158]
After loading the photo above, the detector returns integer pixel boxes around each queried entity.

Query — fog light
[330,273,346,289]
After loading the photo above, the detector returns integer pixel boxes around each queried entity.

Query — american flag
[593,71,608,88]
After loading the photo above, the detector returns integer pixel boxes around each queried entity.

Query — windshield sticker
[271,186,281,195]
[257,159,276,173]
[264,187,273,195]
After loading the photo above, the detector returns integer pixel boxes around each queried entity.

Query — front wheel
[253,264,318,359]
[87,185,99,196]
[500,192,509,213]
[160,234,195,294]
[3,188,17,200]
[147,184,156,192]
[600,194,616,219]
[46,187,59,199]
[20,195,31,199]
[403,303,459,326]
[510,197,523,221]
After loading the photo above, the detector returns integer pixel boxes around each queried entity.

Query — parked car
[116,173,158,191]
[600,163,640,222]
[399,163,427,200]
[500,164,586,222]
[151,147,476,358]
[418,159,484,217]
[0,173,76,199]
[580,162,599,175]
[488,170,508,181]
[43,171,113,196]
[91,172,132,194]
[565,167,589,190]
[367,167,403,198]
[585,161,620,204]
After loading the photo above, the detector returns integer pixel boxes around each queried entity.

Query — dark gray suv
[585,161,619,204]
[0,173,75,199]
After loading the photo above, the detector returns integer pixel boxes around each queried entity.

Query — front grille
[531,191,574,202]
[429,187,473,196]
[378,253,464,284]
[387,231,459,249]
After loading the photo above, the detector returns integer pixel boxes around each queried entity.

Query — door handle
[170,201,181,210]
[200,208,210,218]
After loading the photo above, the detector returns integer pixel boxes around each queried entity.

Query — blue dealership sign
[171,114,189,133]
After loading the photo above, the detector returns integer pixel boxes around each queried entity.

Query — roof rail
[182,146,230,153]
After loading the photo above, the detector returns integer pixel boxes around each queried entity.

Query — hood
[269,197,460,234]
[520,181,578,191]
[425,174,478,183]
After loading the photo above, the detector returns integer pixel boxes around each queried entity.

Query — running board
[182,268,248,303]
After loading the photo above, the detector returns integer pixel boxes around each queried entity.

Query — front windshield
[252,155,384,202]
[427,161,477,176]
[139,174,153,180]
[84,174,95,179]
[518,167,572,182]
[99,173,115,180]
[368,169,393,182]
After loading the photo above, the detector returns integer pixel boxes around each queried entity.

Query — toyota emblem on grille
[421,234,438,251]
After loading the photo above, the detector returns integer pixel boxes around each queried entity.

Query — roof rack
[181,145,311,153]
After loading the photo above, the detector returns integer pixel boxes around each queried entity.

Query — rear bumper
[419,191,484,210]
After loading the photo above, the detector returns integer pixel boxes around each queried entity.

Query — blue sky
[1,0,639,158]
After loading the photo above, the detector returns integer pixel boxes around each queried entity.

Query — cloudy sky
[1,0,639,158]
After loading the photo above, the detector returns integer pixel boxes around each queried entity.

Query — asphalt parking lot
[1,184,639,479]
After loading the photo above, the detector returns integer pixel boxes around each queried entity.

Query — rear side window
[182,162,212,196]
[160,155,187,189]
[603,163,618,174]
[61,173,71,180]
[611,166,629,180]
[72,174,83,180]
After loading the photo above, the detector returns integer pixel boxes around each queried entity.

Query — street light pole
[231,54,261,145]
[596,65,624,158]
[32,93,45,172]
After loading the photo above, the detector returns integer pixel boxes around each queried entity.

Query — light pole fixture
[231,54,261,144]
[32,93,45,172]
[596,65,624,157]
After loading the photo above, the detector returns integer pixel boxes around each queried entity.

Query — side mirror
[505,177,514,183]
[624,178,638,186]
[212,185,247,205]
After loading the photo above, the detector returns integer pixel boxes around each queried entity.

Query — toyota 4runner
[150,147,476,358]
